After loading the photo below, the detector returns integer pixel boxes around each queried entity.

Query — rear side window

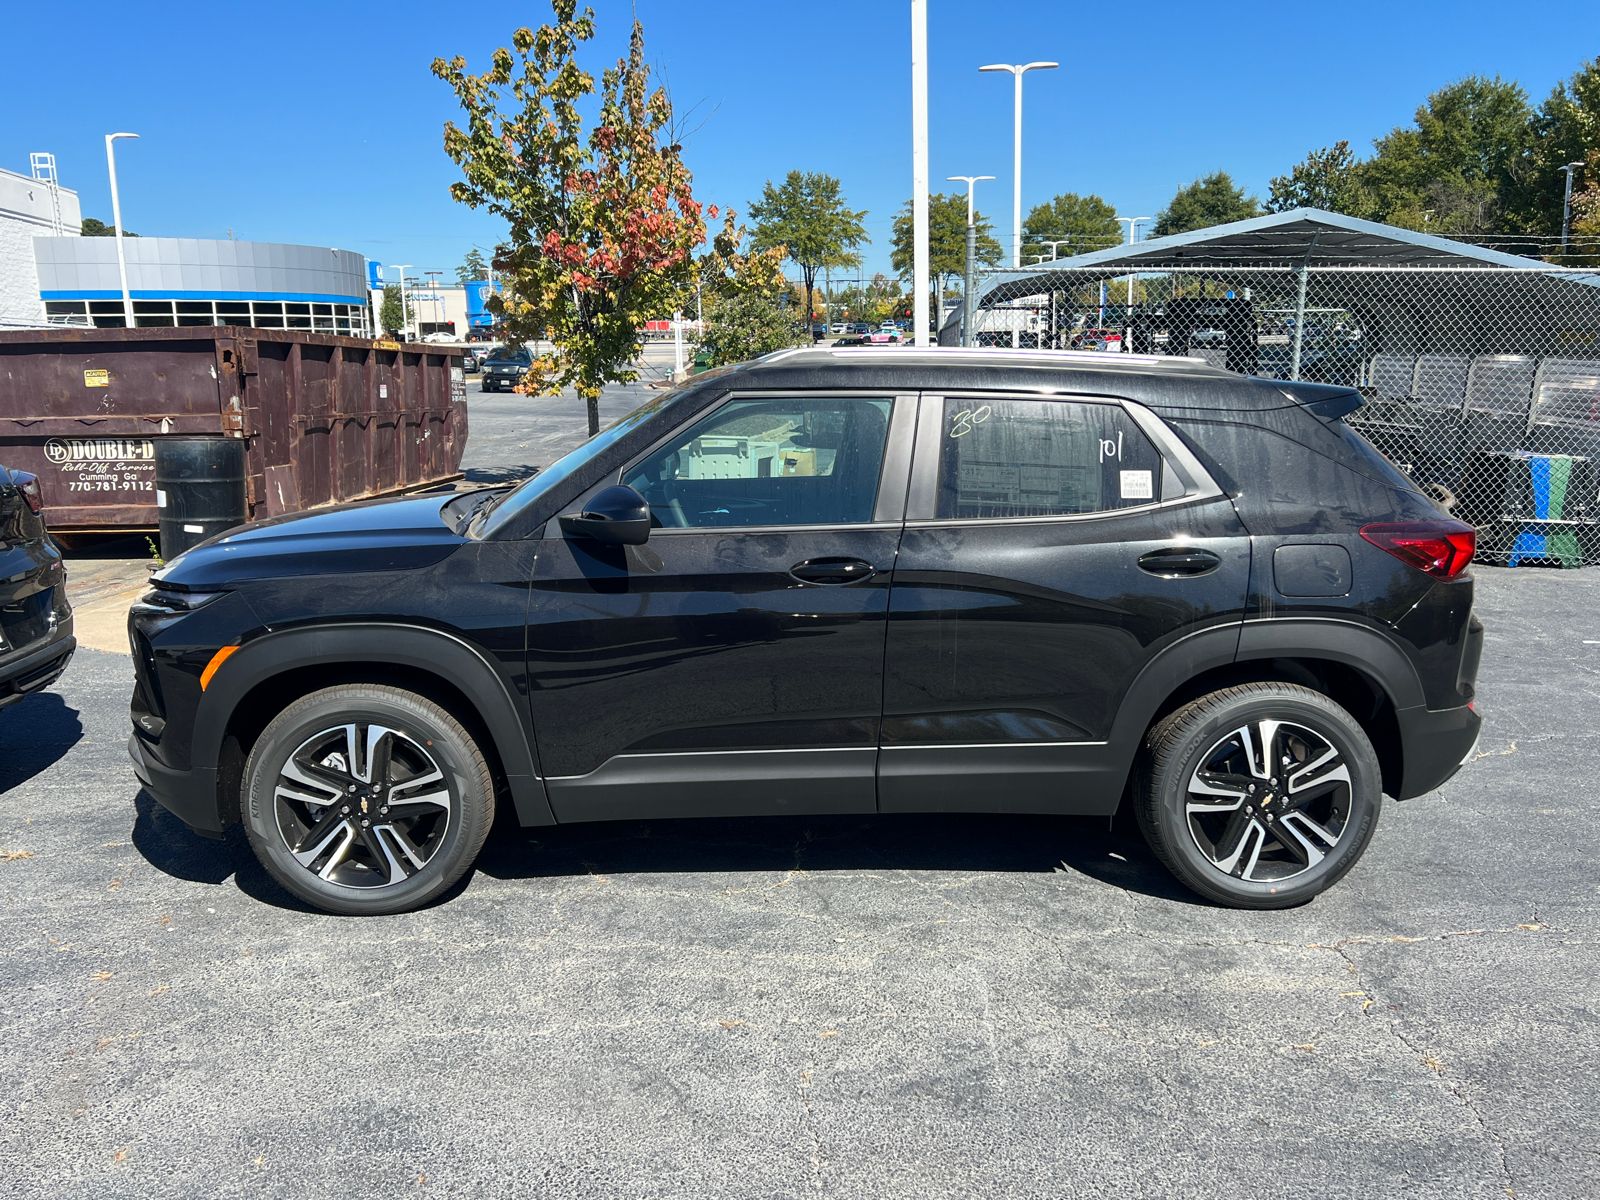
[935,398,1164,520]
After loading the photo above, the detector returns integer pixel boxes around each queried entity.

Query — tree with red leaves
[433,1,714,435]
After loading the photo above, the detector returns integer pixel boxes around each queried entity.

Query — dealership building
[36,236,372,335]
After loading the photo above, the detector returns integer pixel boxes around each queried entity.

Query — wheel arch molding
[1107,617,1424,785]
[195,623,553,829]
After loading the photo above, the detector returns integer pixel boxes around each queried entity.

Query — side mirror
[559,484,652,546]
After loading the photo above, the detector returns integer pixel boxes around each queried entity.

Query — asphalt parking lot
[3,364,1598,1198]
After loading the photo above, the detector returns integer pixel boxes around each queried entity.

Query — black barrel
[153,437,247,560]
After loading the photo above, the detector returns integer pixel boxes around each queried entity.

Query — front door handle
[789,557,878,586]
[1138,547,1222,578]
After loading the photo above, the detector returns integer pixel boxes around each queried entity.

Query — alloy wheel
[272,722,453,890]
[1184,718,1352,884]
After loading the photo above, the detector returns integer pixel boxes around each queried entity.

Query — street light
[104,132,139,328]
[948,174,995,347]
[425,270,444,334]
[1561,162,1584,257]
[979,61,1058,268]
[1115,216,1150,351]
[390,264,411,337]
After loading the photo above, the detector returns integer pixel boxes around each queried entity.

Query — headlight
[133,585,228,614]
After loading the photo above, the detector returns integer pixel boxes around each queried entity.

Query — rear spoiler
[1279,384,1363,420]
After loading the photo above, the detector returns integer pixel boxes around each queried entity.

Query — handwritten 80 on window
[949,406,992,438]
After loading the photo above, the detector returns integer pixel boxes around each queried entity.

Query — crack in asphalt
[1319,934,1524,1200]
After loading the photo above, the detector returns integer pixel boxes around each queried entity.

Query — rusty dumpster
[0,327,467,532]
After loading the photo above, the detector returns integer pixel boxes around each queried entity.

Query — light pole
[425,270,444,334]
[979,61,1058,269]
[948,175,994,347]
[1115,215,1149,351]
[1561,162,1584,257]
[104,132,139,328]
[911,0,931,346]
[391,264,411,338]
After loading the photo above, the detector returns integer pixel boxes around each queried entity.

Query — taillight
[13,472,43,515]
[1360,520,1476,580]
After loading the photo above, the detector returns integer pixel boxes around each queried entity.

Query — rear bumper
[128,732,224,837]
[0,629,75,710]
[1393,702,1482,799]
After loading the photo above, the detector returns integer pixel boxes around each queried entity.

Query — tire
[1134,683,1382,909]
[241,684,494,915]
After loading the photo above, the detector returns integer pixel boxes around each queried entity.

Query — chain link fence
[954,261,1600,566]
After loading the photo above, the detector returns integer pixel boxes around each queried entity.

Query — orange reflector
[199,645,240,691]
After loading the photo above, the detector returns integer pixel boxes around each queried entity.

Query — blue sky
[7,1,1598,284]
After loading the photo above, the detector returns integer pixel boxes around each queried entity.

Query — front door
[527,392,913,822]
[880,392,1252,815]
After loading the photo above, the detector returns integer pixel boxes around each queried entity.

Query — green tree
[455,247,488,285]
[696,222,801,366]
[1525,58,1600,240]
[433,0,711,435]
[81,217,137,237]
[380,284,406,334]
[1266,141,1372,215]
[1362,76,1533,236]
[1021,192,1120,259]
[1152,172,1259,237]
[748,171,867,342]
[890,192,1002,294]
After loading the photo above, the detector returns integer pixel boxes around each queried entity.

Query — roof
[713,344,1334,412]
[1001,207,1565,276]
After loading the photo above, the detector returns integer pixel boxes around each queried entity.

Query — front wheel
[241,685,495,915]
[1134,683,1383,908]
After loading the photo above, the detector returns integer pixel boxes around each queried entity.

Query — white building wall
[0,166,81,327]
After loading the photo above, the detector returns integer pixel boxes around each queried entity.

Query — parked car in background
[1191,327,1227,346]
[480,346,533,393]
[460,348,481,373]
[866,326,900,344]
[129,347,1481,915]
[422,332,459,345]
[829,322,848,335]
[1,465,73,711]
[851,322,872,335]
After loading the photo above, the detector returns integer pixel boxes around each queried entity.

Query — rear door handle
[1138,547,1222,577]
[789,557,878,586]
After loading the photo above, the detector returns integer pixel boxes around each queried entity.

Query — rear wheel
[241,685,494,915]
[1135,683,1382,908]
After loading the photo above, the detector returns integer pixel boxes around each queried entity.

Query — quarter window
[935,397,1164,520]
[624,397,893,528]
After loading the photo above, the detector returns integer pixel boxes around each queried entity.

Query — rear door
[0,472,62,658]
[527,392,915,822]
[879,391,1251,816]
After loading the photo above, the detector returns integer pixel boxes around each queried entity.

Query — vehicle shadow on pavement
[128,798,1206,910]
[129,790,325,913]
[473,812,1207,906]
[0,693,83,795]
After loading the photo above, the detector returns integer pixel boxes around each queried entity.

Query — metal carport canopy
[945,208,1600,354]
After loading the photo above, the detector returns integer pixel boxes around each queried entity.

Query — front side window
[935,397,1164,520]
[624,396,893,529]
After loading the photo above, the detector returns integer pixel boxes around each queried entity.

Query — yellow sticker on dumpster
[83,369,110,387]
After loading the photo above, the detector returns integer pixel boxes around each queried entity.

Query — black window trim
[904,390,1224,527]
[558,389,918,536]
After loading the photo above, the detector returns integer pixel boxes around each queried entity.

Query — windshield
[472,388,690,539]
[489,347,532,365]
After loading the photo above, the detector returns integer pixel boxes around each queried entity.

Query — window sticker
[1120,469,1154,501]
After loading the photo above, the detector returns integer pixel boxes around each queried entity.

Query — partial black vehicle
[130,348,1482,915]
[1,465,74,710]
[479,346,532,393]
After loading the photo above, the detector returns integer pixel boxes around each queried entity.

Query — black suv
[2,465,74,709]
[129,349,1482,915]
[479,345,533,393]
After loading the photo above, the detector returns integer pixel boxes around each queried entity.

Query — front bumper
[128,732,223,837]
[1393,702,1482,799]
[0,628,75,710]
